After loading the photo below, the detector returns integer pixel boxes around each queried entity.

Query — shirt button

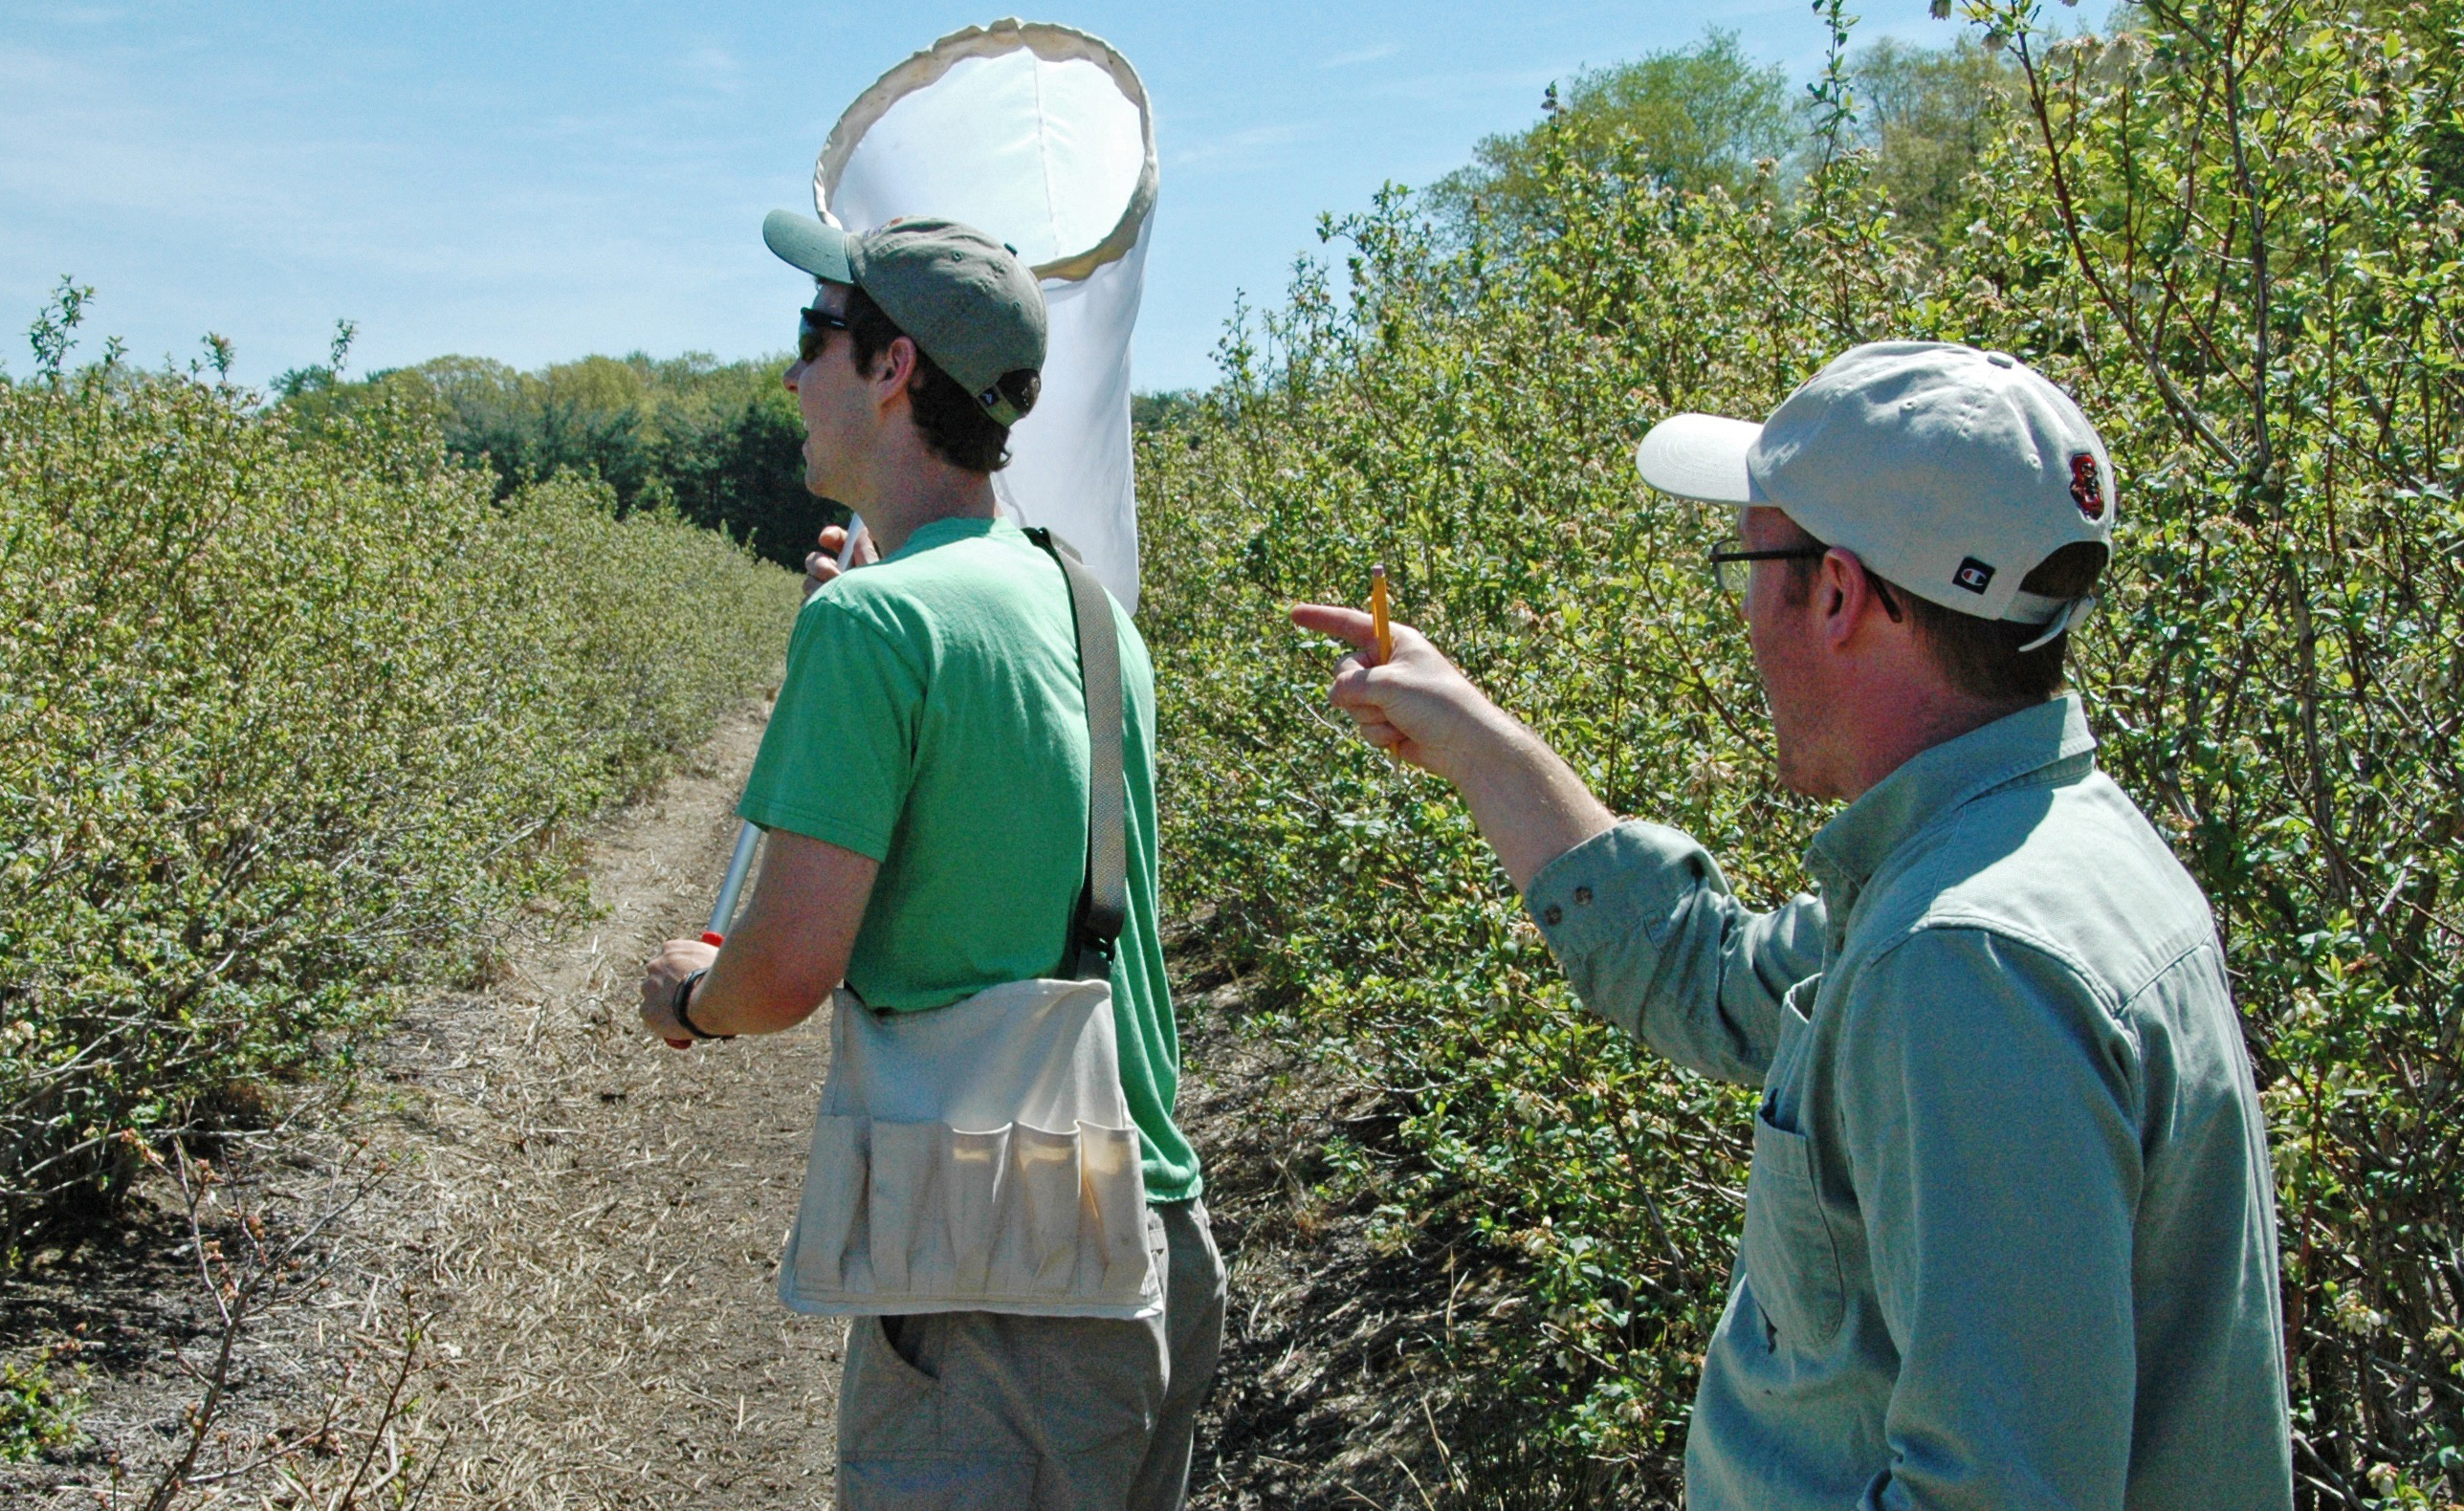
[1542,905,1564,926]
[1573,886,1593,906]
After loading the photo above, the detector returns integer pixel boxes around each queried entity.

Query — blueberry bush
[1139,1,2464,1500]
[0,295,798,1249]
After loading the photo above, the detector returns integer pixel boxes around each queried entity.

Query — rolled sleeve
[1524,821,1826,1086]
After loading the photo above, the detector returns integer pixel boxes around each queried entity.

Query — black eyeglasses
[798,304,850,362]
[1707,537,1902,621]
[1708,539,1825,595]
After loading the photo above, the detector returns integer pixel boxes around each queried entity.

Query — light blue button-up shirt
[1523,695,2292,1509]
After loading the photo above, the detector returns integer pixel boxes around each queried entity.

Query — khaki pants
[837,1197,1226,1511]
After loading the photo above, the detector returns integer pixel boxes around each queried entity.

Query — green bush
[0,1355,82,1463]
[0,317,799,1245]
[1141,0,2464,1500]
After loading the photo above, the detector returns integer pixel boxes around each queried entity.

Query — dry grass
[352,700,843,1508]
[0,700,1513,1511]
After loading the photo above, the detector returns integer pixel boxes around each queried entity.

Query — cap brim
[1635,413,1762,503]
[762,208,853,284]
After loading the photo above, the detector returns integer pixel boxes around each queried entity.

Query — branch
[2007,22,2245,470]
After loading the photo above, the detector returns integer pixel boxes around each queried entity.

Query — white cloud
[1323,41,1401,67]
[681,43,745,94]
[1167,120,1318,173]
[0,42,325,223]
[1362,65,1560,106]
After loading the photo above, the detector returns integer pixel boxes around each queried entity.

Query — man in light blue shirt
[1295,343,2292,1507]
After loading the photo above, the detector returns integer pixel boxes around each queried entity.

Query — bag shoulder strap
[1023,527,1127,981]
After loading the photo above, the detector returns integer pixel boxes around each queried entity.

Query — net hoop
[814,17,1157,284]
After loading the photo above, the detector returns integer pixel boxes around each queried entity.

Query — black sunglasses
[798,304,851,362]
[1707,537,1902,621]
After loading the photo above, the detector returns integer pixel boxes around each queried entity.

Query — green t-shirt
[737,515,1199,1203]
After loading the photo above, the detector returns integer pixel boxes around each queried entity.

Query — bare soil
[1,705,1516,1510]
[1175,952,1544,1511]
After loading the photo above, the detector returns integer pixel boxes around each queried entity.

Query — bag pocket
[1080,1122,1149,1294]
[868,1121,937,1294]
[783,1111,1156,1313]
[1740,1107,1847,1349]
[1011,1123,1085,1293]
[786,1113,866,1295]
[943,1127,1010,1294]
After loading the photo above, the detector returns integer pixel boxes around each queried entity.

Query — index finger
[1291,602,1379,651]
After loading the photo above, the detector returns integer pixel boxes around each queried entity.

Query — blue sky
[3,1,1984,394]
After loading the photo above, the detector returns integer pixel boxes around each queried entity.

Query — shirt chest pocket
[1740,977,1846,1350]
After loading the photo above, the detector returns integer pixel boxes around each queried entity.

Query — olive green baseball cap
[762,208,1047,426]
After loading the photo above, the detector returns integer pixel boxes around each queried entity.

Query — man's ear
[1819,549,1875,647]
[869,335,919,415]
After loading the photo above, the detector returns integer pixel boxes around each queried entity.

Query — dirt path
[3,705,1492,1511]
[368,702,846,1507]
[2,703,849,1509]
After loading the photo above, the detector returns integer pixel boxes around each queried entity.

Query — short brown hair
[843,286,1013,474]
[1776,517,2106,702]
[1903,543,2106,701]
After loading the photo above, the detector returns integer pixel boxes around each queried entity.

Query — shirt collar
[1803,693,2099,915]
[886,513,1010,562]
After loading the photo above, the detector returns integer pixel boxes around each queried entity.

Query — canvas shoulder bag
[776,528,1157,1321]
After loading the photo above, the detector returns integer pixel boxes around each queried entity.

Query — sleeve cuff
[737,795,891,864]
[1523,818,1746,1048]
[1523,818,1720,969]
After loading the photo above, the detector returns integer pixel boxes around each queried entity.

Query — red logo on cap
[2070,453,2105,519]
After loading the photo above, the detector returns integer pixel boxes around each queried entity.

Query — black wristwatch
[672,969,734,1041]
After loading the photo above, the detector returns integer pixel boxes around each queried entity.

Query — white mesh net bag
[818,18,1155,611]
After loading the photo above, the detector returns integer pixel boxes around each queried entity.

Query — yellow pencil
[1371,564,1394,666]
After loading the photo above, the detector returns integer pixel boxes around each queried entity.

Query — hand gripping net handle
[1027,528,1126,980]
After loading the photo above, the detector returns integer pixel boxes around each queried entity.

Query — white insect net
[818,19,1155,611]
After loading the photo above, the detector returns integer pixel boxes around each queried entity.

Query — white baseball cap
[1635,341,2114,645]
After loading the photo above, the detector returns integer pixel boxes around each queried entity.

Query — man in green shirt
[640,211,1220,1510]
[1297,342,2292,1507]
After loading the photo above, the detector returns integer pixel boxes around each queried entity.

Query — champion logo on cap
[1954,558,1995,594]
[2070,453,2104,519]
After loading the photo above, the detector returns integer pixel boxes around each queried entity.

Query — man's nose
[782,360,805,392]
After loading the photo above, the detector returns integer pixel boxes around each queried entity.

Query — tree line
[277,342,835,572]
